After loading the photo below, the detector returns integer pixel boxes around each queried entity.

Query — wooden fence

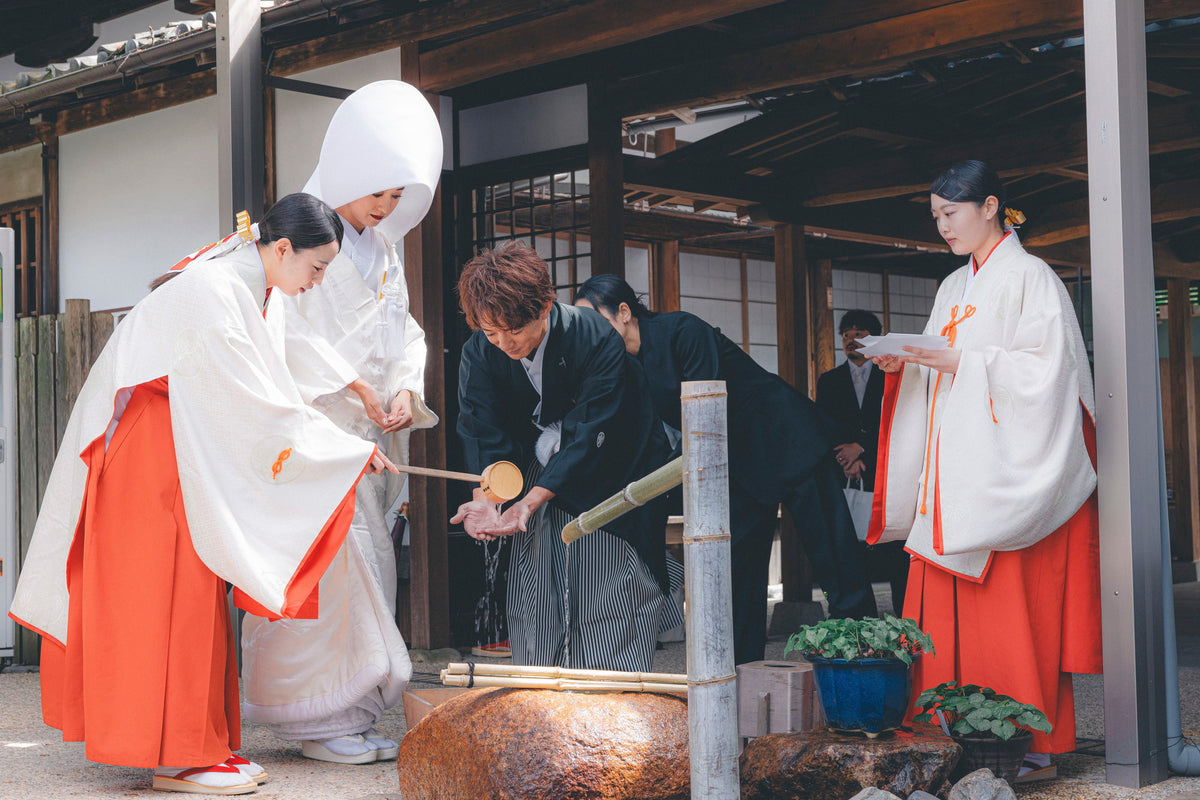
[13,299,117,664]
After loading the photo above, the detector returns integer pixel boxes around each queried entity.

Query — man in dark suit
[816,309,910,614]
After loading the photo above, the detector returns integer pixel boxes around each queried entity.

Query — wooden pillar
[40,121,59,315]
[1167,279,1200,564]
[401,46,451,650]
[774,224,812,603]
[650,241,680,312]
[263,85,277,209]
[588,80,624,279]
[811,258,836,382]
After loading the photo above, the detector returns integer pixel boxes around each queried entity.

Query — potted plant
[784,614,934,738]
[913,681,1052,783]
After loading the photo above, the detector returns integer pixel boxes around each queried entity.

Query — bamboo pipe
[440,673,686,694]
[442,662,686,684]
[394,460,523,503]
[560,456,683,544]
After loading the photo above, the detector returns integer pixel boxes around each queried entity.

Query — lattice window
[468,170,591,302]
[0,200,43,317]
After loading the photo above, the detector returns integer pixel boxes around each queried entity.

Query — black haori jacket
[458,302,671,590]
[635,311,838,540]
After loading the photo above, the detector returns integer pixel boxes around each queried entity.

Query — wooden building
[2,0,1199,784]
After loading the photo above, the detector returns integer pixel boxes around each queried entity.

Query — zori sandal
[152,763,257,794]
[225,755,269,785]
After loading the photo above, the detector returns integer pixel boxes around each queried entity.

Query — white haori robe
[869,234,1096,580]
[240,79,442,738]
[9,246,375,646]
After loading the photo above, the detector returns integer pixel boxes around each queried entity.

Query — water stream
[472,508,505,650]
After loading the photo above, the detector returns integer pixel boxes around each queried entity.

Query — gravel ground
[3,582,1200,799]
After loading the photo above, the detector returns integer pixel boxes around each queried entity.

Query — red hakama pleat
[904,489,1102,753]
[37,377,360,768]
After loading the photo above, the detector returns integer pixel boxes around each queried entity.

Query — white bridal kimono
[240,80,443,740]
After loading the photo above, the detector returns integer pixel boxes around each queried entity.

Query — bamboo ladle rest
[393,460,523,503]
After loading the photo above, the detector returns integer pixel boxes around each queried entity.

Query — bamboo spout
[560,456,683,544]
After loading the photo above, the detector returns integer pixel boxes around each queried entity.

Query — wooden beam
[1167,278,1200,561]
[1025,178,1200,247]
[588,81,625,279]
[419,0,785,92]
[618,0,1200,117]
[270,0,581,76]
[400,46,451,650]
[803,94,1200,206]
[40,126,59,315]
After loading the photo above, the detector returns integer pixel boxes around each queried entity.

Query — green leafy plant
[913,681,1052,741]
[783,614,934,664]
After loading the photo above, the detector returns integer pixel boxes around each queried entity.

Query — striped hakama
[506,462,683,673]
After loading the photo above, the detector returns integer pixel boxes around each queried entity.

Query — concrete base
[768,600,826,638]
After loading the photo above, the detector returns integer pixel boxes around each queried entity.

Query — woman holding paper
[870,159,1101,778]
[575,276,877,664]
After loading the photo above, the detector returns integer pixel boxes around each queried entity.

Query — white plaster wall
[58,96,219,312]
[458,85,588,167]
[273,50,404,198]
[0,146,40,205]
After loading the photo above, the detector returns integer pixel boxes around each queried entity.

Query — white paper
[854,333,950,357]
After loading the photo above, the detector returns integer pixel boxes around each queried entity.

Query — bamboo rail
[560,456,683,543]
[440,662,687,694]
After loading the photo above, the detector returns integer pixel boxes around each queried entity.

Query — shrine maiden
[870,160,1101,772]
[452,243,679,673]
[8,193,397,795]
[240,81,442,764]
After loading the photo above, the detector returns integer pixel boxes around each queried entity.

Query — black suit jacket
[815,361,885,491]
[457,302,671,588]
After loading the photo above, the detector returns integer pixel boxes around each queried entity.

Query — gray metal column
[217,0,264,229]
[1084,0,1169,786]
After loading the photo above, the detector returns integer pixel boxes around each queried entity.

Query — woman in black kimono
[451,244,679,672]
[576,274,877,664]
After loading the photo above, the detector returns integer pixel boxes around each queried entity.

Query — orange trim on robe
[903,408,1102,753]
[866,369,904,545]
[31,377,363,769]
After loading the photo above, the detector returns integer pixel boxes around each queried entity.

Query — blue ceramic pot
[807,656,915,738]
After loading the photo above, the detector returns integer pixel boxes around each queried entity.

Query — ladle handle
[392,463,484,483]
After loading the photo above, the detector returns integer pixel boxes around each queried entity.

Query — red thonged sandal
[152,763,257,795]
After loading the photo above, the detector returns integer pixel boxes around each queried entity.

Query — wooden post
[35,316,56,500]
[41,127,59,316]
[773,224,813,604]
[402,45,451,650]
[811,258,836,381]
[15,318,37,664]
[1167,279,1200,565]
[263,85,278,210]
[588,80,624,279]
[681,380,739,800]
[650,241,681,313]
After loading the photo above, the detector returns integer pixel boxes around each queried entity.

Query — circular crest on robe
[303,80,443,242]
[251,435,307,484]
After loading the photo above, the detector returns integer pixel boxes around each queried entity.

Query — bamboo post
[681,380,738,800]
[560,456,683,544]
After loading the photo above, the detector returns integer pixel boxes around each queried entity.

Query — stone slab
[740,722,961,800]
